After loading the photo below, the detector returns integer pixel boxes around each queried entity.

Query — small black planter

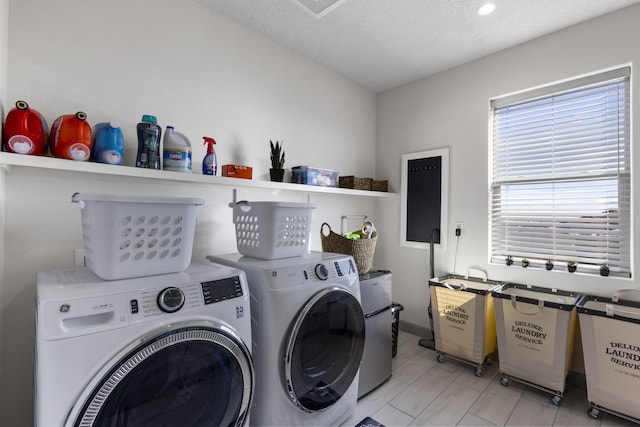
[567,263,577,273]
[545,261,554,271]
[600,265,610,277]
[521,259,529,268]
[506,256,513,266]
[269,168,285,182]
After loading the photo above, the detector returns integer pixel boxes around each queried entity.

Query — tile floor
[346,330,637,427]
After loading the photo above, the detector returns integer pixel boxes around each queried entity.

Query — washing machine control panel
[157,287,185,313]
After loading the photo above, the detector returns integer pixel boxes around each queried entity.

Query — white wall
[0,0,10,418]
[376,4,640,330]
[2,0,378,423]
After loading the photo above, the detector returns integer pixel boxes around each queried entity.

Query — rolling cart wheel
[474,367,482,377]
[500,376,509,387]
[550,395,562,406]
[436,353,445,363]
[587,407,600,420]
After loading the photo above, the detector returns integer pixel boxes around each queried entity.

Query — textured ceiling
[196,0,640,93]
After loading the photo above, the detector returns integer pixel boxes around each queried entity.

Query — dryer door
[70,322,253,427]
[284,287,365,412]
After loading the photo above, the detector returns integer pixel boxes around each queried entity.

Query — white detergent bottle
[162,126,192,173]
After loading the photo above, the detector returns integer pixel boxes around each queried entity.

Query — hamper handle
[511,294,544,315]
[321,222,332,237]
[443,281,466,291]
[605,304,640,320]
[612,288,640,303]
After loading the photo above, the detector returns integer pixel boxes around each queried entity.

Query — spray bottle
[202,136,217,176]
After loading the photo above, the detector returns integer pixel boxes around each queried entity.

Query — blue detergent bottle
[202,136,217,175]
[91,121,124,165]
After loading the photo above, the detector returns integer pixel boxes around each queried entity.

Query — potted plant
[567,261,577,273]
[505,255,513,266]
[521,258,529,268]
[545,259,554,271]
[600,264,610,277]
[269,140,285,182]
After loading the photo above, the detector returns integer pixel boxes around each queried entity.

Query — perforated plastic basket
[72,193,203,280]
[229,201,315,259]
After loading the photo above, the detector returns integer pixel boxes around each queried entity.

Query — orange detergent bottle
[49,112,92,160]
[3,100,48,155]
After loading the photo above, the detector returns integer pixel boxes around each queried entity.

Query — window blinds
[490,67,631,276]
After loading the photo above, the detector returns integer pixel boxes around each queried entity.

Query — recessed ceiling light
[477,3,496,16]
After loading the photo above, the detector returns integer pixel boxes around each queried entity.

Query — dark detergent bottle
[136,114,161,169]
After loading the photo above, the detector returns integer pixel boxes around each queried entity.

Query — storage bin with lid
[492,283,580,405]
[291,166,338,187]
[229,201,315,260]
[72,193,203,280]
[577,289,640,422]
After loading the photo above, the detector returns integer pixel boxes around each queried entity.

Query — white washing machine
[207,252,365,427]
[35,262,254,427]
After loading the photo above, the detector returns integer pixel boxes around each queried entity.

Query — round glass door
[284,287,365,412]
[72,323,253,427]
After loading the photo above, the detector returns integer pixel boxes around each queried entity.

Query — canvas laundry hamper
[577,289,640,423]
[492,283,580,405]
[429,274,502,376]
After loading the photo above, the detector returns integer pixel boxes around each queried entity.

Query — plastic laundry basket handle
[612,288,640,303]
[466,265,488,282]
[511,294,544,315]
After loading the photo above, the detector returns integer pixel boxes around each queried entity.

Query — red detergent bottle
[3,100,48,155]
[49,112,92,161]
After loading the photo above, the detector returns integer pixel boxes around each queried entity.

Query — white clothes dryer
[207,252,365,427]
[35,262,254,427]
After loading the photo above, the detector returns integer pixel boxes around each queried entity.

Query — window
[490,67,631,277]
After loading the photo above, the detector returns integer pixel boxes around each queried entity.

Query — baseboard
[399,320,431,339]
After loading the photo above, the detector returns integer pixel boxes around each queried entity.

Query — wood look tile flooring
[347,331,636,427]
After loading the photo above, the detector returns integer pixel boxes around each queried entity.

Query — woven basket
[320,222,377,273]
[338,176,372,190]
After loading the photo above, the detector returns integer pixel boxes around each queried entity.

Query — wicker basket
[338,176,372,190]
[371,179,388,192]
[320,222,377,273]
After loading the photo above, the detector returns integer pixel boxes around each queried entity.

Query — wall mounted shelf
[0,152,395,198]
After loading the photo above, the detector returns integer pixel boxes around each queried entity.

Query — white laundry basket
[72,193,203,280]
[229,201,315,260]
[578,289,640,423]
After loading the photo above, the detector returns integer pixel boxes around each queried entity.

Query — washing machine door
[284,286,365,412]
[69,322,253,427]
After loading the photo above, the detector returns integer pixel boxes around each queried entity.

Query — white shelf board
[0,152,395,198]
